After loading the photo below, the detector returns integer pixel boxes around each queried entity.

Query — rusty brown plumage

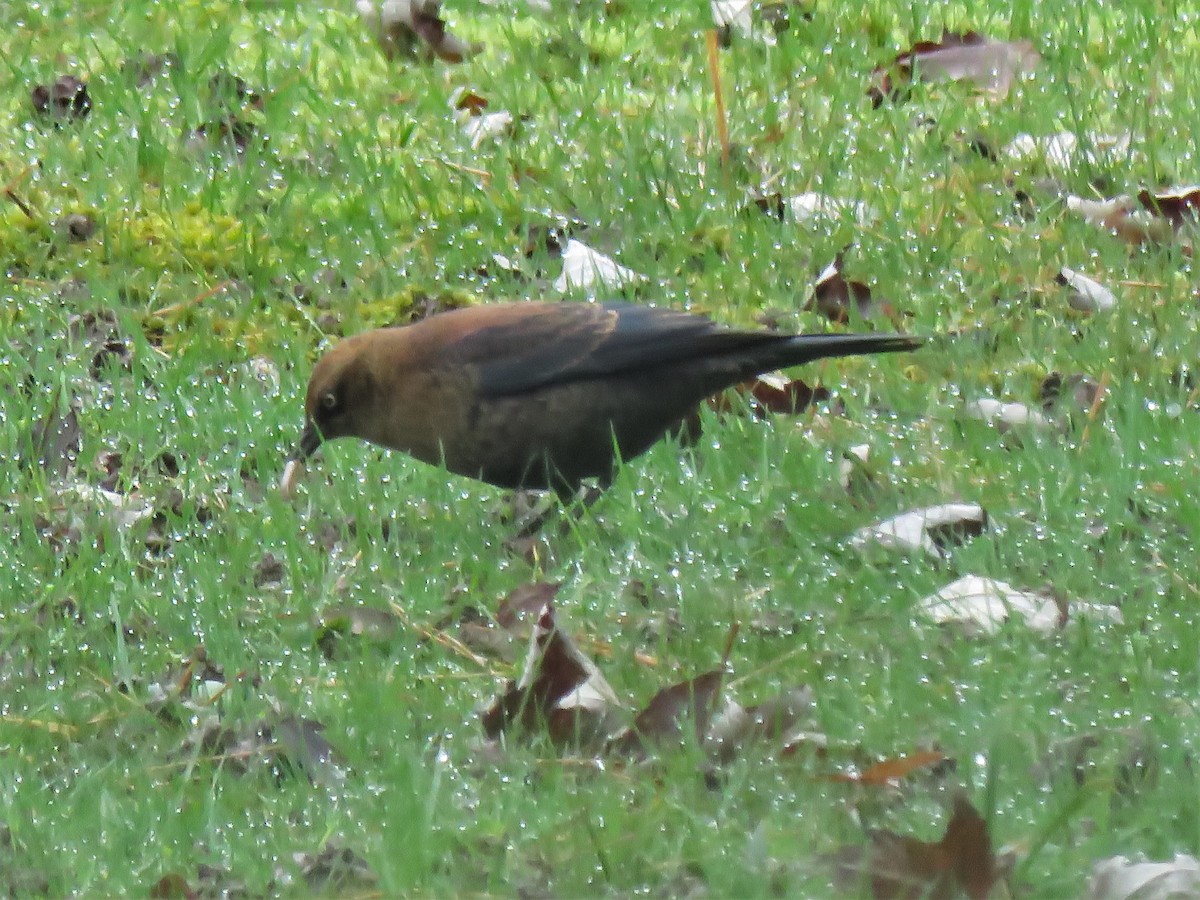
[283,301,923,496]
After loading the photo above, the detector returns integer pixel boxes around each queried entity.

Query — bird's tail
[755,332,926,374]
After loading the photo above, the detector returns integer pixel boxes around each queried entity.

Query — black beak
[294,420,322,460]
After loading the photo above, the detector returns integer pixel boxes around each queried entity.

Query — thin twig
[150,279,234,318]
[706,30,730,166]
[1077,370,1110,448]
[720,620,740,668]
[431,156,491,183]
[2,163,37,221]
[388,600,490,669]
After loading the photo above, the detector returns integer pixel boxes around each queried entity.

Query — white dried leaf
[1005,132,1133,169]
[921,575,1121,636]
[1066,194,1144,224]
[279,459,305,499]
[851,502,986,559]
[356,0,475,62]
[837,443,871,489]
[461,110,514,147]
[786,193,875,225]
[1088,853,1200,900]
[965,398,1052,431]
[66,483,154,529]
[1059,267,1116,312]
[553,239,644,294]
[712,0,753,35]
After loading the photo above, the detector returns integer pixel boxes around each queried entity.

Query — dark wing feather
[454,302,779,398]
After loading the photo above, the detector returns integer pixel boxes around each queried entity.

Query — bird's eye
[321,391,338,411]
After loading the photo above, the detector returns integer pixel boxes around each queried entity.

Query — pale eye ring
[321,391,338,410]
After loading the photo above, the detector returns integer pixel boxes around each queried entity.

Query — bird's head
[294,337,382,460]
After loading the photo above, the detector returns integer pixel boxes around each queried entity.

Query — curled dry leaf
[552,239,645,294]
[711,371,830,418]
[713,0,810,45]
[1057,267,1116,313]
[707,685,815,764]
[920,575,1122,636]
[357,0,478,62]
[461,110,515,147]
[481,601,621,748]
[496,581,561,629]
[830,793,997,900]
[31,75,91,121]
[1065,190,1198,246]
[608,669,725,759]
[786,193,875,225]
[869,31,1040,106]
[851,503,987,559]
[1088,854,1200,900]
[829,748,951,786]
[964,397,1053,432]
[459,581,562,662]
[1005,131,1134,169]
[807,255,880,324]
[1039,371,1102,416]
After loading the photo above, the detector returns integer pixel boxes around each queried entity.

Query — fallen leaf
[870,31,1040,106]
[1057,267,1116,313]
[461,110,516,147]
[707,685,815,763]
[964,397,1053,432]
[712,371,830,418]
[1065,194,1177,245]
[481,601,621,748]
[27,395,82,478]
[807,254,897,325]
[1088,853,1200,900]
[289,842,378,894]
[1137,185,1200,226]
[830,793,997,899]
[609,669,725,759]
[1039,372,1102,416]
[357,0,478,62]
[1004,131,1134,169]
[315,605,401,658]
[552,239,645,294]
[850,503,987,559]
[496,582,562,630]
[830,749,950,785]
[148,873,195,899]
[31,74,91,121]
[257,715,346,785]
[919,575,1123,636]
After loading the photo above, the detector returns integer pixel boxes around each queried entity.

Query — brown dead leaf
[608,669,725,759]
[358,0,479,63]
[831,793,997,899]
[1137,185,1200,226]
[1065,193,1182,246]
[830,749,950,786]
[707,685,815,764]
[497,582,561,630]
[807,253,901,325]
[870,31,1040,106]
[481,602,620,748]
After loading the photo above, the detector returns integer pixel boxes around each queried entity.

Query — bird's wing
[453,302,768,398]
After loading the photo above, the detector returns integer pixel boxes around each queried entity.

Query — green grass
[4,0,1200,894]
